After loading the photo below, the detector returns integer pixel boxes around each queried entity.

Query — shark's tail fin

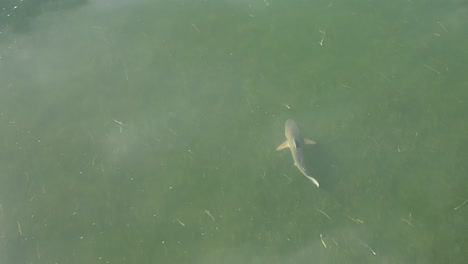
[304,174,320,187]
[298,167,320,187]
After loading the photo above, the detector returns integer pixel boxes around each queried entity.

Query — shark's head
[285,119,301,140]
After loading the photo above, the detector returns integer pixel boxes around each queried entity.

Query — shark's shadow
[304,143,336,190]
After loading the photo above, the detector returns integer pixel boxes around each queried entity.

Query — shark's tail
[298,168,320,187]
[305,175,320,187]
[296,165,320,187]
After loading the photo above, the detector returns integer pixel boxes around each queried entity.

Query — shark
[276,119,320,187]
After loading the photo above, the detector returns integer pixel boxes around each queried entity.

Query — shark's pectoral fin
[276,140,289,151]
[304,138,317,145]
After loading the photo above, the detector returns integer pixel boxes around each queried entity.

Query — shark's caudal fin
[298,167,320,187]
[305,174,320,187]
[276,141,289,151]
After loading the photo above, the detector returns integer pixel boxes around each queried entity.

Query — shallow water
[0,0,467,263]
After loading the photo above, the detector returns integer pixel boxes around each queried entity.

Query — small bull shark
[276,119,320,187]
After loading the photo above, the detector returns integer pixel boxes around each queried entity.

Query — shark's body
[276,119,319,187]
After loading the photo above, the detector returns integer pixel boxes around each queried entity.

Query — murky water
[0,0,467,263]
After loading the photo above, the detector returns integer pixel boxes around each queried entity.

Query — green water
[0,0,467,263]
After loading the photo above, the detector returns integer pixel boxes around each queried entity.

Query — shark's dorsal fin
[294,139,301,149]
